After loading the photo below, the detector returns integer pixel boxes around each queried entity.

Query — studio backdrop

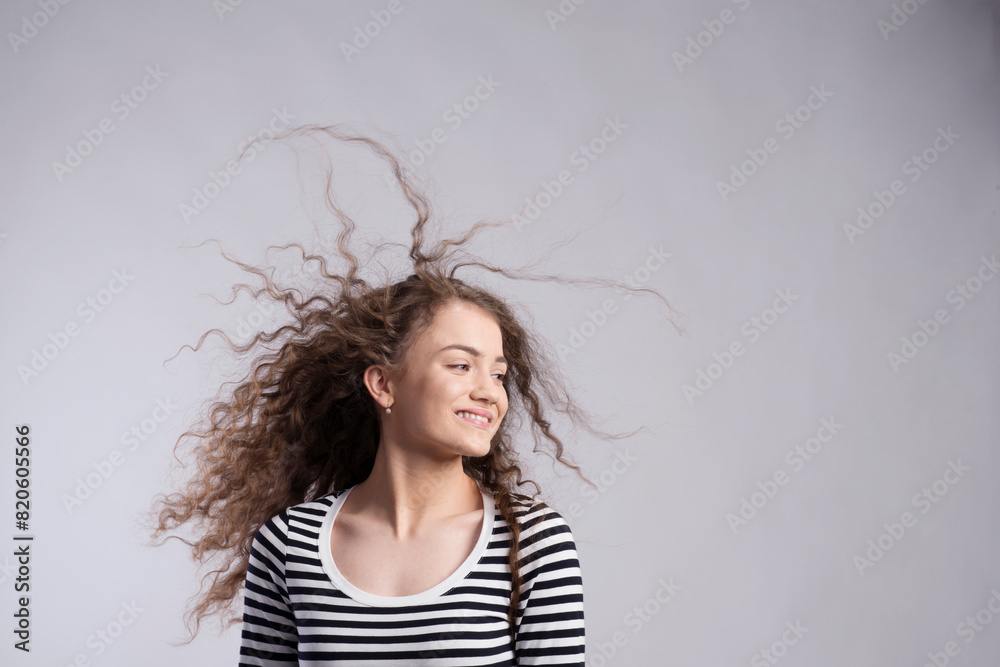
[1,1,999,665]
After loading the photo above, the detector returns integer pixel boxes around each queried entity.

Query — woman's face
[379,300,509,459]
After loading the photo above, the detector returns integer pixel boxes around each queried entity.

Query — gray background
[1,0,999,665]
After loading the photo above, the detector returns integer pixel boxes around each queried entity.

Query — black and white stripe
[238,485,586,665]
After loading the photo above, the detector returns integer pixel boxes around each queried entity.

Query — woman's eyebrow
[437,344,507,365]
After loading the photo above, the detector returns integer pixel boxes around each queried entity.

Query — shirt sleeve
[238,510,299,665]
[514,507,586,666]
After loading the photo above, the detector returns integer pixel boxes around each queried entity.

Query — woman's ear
[363,364,393,409]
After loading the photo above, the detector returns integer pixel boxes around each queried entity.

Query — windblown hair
[148,124,685,643]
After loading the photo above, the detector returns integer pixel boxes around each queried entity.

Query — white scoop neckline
[317,484,496,607]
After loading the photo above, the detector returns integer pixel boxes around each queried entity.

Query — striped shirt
[238,485,586,665]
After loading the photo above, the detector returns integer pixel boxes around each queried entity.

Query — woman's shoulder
[256,488,348,538]
[504,493,577,548]
[506,492,566,519]
[285,488,351,524]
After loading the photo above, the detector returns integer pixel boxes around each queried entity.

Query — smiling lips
[455,410,491,429]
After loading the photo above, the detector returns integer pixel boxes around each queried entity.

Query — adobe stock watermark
[750,620,809,667]
[179,107,295,223]
[878,0,932,41]
[921,587,1000,667]
[378,74,501,185]
[886,253,997,373]
[672,0,752,74]
[716,84,833,202]
[17,268,135,386]
[7,0,74,54]
[59,600,143,666]
[213,0,248,21]
[545,0,588,30]
[682,288,800,404]
[564,448,639,524]
[229,299,280,346]
[852,458,970,576]
[61,397,180,513]
[556,244,669,361]
[587,577,681,666]
[843,126,959,244]
[0,556,16,585]
[726,417,844,534]
[269,246,336,290]
[340,0,415,63]
[51,65,169,183]
[512,116,628,233]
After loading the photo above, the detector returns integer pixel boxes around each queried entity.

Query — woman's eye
[451,365,505,381]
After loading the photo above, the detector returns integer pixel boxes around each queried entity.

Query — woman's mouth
[455,411,490,429]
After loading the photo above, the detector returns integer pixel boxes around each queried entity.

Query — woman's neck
[346,443,483,539]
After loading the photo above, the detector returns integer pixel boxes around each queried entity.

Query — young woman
[150,126,683,665]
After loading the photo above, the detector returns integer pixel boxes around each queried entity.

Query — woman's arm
[514,509,586,666]
[238,511,299,665]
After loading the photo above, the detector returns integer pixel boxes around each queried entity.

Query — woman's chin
[456,440,492,459]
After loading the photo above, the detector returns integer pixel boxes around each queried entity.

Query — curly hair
[148,124,686,644]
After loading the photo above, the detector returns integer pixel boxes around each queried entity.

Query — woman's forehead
[418,304,503,350]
